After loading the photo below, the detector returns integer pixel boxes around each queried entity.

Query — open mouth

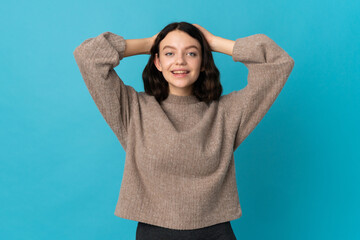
[171,71,190,77]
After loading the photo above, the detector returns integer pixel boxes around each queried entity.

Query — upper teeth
[172,71,188,73]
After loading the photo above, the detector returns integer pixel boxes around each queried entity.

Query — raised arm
[192,23,235,56]
[73,31,155,149]
[228,34,295,151]
[193,24,294,151]
[124,33,158,57]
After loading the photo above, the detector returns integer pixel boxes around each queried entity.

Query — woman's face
[154,30,204,96]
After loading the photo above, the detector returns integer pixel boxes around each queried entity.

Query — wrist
[210,36,220,52]
[211,36,235,56]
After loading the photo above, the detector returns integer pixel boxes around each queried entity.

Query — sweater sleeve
[227,34,295,151]
[73,31,138,150]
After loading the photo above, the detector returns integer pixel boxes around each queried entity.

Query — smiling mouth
[171,71,190,77]
[171,71,189,73]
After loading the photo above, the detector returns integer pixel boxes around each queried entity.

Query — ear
[154,53,162,72]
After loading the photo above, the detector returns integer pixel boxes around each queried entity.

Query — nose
[175,54,186,65]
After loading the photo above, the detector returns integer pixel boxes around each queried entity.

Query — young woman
[73,21,294,240]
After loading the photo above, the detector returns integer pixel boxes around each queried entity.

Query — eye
[165,52,173,56]
[188,52,197,57]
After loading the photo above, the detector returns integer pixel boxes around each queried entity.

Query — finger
[192,23,201,29]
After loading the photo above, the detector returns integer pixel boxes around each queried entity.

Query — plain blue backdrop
[1,0,359,239]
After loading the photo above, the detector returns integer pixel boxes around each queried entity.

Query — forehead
[159,30,201,50]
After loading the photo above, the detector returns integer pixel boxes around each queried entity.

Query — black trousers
[136,221,237,240]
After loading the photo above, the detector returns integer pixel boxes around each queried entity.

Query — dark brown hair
[142,21,222,104]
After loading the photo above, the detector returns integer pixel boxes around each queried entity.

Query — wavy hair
[142,21,222,104]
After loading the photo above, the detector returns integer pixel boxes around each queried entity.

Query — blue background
[1,0,359,239]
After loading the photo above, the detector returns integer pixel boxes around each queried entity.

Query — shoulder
[137,91,159,106]
[219,90,244,108]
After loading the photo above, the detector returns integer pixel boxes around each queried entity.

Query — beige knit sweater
[73,31,294,230]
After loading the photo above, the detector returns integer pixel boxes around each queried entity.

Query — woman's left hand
[192,24,217,51]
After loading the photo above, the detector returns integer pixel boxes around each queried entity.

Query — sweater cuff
[103,31,127,60]
[232,34,268,63]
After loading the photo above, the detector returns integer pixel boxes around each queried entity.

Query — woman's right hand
[150,32,159,42]
[147,32,159,53]
[124,32,159,57]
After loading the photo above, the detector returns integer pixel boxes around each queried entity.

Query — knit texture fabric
[73,31,294,230]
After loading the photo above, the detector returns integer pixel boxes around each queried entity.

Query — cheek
[160,59,172,69]
[192,59,202,71]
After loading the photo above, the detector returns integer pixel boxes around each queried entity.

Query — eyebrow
[162,45,200,51]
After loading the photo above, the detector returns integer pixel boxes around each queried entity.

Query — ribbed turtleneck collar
[162,94,201,105]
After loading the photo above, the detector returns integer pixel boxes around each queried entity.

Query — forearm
[211,36,235,56]
[124,38,153,57]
